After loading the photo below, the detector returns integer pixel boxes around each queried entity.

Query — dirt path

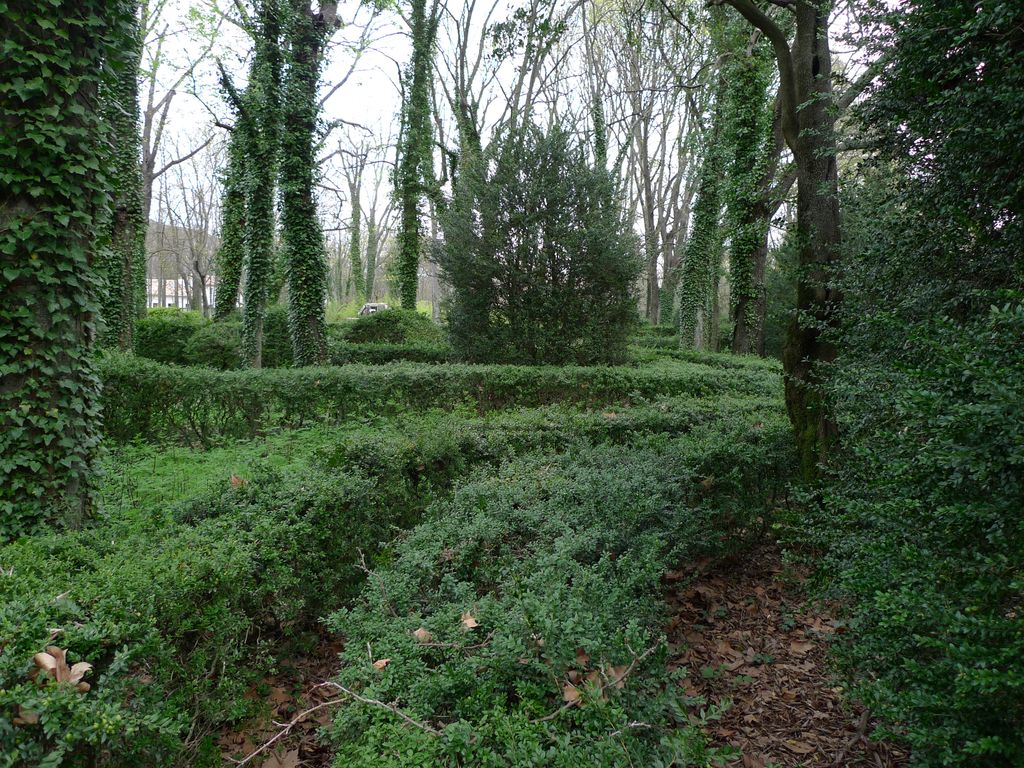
[664,545,908,768]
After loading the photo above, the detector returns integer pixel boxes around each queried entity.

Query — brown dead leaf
[609,664,628,689]
[562,683,581,704]
[413,627,433,643]
[32,646,91,692]
[575,647,589,667]
[783,739,816,755]
[372,658,391,670]
[13,705,39,726]
[229,474,247,488]
[789,640,815,656]
[460,612,479,630]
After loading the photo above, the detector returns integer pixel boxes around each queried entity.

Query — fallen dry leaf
[562,683,580,704]
[32,646,91,692]
[789,640,815,656]
[229,474,247,488]
[460,612,479,630]
[783,739,816,755]
[413,627,433,643]
[372,658,391,670]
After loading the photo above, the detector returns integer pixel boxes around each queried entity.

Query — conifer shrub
[439,125,640,364]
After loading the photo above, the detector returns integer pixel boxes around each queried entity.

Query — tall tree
[721,28,774,354]
[232,0,284,368]
[717,0,842,475]
[1,0,134,535]
[395,0,439,309]
[214,123,248,319]
[280,0,337,365]
[675,79,726,350]
[99,4,146,348]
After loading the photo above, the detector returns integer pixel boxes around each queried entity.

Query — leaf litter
[664,544,908,767]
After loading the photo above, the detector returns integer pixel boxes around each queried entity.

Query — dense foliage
[0,0,133,538]
[340,308,443,344]
[325,420,791,766]
[280,0,332,365]
[98,352,780,443]
[786,2,1024,764]
[1,367,789,766]
[440,126,640,364]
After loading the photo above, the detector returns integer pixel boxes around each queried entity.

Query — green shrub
[327,340,451,365]
[97,353,783,444]
[341,308,443,345]
[324,422,793,767]
[0,464,407,767]
[438,125,640,364]
[791,300,1024,765]
[182,322,242,370]
[133,309,206,365]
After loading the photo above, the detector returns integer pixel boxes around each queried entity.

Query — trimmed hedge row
[98,353,782,444]
[324,418,795,766]
[0,393,788,766]
[327,341,451,366]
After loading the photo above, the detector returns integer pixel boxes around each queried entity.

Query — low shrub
[0,464,406,767]
[98,353,783,444]
[1,388,790,767]
[260,304,293,368]
[133,309,206,365]
[182,323,242,370]
[324,420,794,766]
[341,309,443,345]
[327,341,451,365]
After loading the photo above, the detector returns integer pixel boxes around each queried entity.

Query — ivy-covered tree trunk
[676,87,726,350]
[1,0,132,536]
[395,0,438,310]
[725,0,842,475]
[99,7,145,349]
[364,218,379,301]
[348,179,364,300]
[214,122,248,320]
[723,42,773,355]
[281,0,335,366]
[240,0,283,368]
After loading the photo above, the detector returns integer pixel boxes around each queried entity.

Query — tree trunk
[1,0,125,533]
[784,2,842,475]
[281,0,332,366]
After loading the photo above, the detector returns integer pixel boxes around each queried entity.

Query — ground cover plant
[1,375,787,767]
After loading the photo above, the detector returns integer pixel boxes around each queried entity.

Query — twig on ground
[530,643,658,724]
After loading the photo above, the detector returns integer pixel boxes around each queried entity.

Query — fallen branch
[323,681,442,736]
[530,643,658,724]
[227,698,343,767]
